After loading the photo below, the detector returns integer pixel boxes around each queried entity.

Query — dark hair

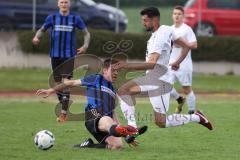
[174,5,184,14]
[103,58,118,69]
[140,7,160,19]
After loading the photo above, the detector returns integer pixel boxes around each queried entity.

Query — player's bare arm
[113,53,159,71]
[36,79,81,98]
[189,41,197,49]
[170,37,190,70]
[32,26,47,45]
[77,28,90,54]
[175,37,197,49]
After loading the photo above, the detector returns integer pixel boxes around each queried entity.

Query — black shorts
[85,109,110,144]
[51,58,74,82]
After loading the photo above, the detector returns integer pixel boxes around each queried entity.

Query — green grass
[0,96,239,160]
[122,7,173,33]
[191,74,240,93]
[0,68,239,93]
[0,68,51,91]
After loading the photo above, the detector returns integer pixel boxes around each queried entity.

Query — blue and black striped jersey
[43,12,86,58]
[81,74,116,118]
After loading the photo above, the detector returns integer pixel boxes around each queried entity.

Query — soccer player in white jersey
[170,6,198,114]
[113,7,213,134]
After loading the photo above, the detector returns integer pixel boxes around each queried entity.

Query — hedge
[192,36,240,62]
[18,29,149,60]
[18,30,240,62]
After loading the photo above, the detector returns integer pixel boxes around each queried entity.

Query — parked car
[0,0,128,32]
[184,0,240,36]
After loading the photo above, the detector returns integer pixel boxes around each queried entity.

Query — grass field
[122,7,173,33]
[0,68,239,93]
[0,95,240,160]
[0,6,239,160]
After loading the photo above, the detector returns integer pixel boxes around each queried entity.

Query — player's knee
[100,116,113,122]
[155,120,166,128]
[183,90,191,95]
[98,116,114,131]
[183,87,192,95]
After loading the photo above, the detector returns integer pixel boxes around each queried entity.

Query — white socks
[170,87,180,100]
[166,114,200,127]
[186,91,196,111]
[118,95,137,128]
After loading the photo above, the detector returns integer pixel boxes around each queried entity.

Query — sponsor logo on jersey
[54,25,73,32]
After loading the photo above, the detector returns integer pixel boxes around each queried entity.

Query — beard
[145,26,153,32]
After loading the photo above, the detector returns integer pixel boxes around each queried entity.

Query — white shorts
[133,68,173,114]
[172,69,192,86]
[148,92,170,114]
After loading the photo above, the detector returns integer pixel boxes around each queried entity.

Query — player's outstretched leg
[154,111,213,130]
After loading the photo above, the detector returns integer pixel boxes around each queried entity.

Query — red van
[184,0,240,36]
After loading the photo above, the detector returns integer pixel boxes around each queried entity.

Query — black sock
[176,96,183,103]
[109,124,121,137]
[61,98,69,111]
[57,91,70,112]
[57,92,63,102]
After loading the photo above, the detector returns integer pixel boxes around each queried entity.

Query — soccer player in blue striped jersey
[32,0,90,123]
[36,59,147,149]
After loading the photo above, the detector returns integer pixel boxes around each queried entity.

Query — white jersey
[145,25,180,84]
[169,23,197,71]
[146,25,179,67]
[136,25,180,114]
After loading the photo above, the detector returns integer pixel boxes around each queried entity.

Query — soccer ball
[34,130,55,150]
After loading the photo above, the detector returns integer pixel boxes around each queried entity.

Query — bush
[193,36,240,62]
[18,29,149,60]
[17,30,240,62]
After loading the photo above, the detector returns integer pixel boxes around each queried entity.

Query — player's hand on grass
[32,37,40,45]
[77,45,88,54]
[36,89,54,98]
[127,139,139,148]
[125,135,139,148]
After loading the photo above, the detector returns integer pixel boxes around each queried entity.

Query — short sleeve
[81,74,98,87]
[149,34,164,54]
[187,27,197,43]
[75,16,86,30]
[148,27,173,55]
[42,15,53,30]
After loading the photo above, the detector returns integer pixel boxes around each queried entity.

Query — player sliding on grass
[36,58,147,149]
[114,7,213,131]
